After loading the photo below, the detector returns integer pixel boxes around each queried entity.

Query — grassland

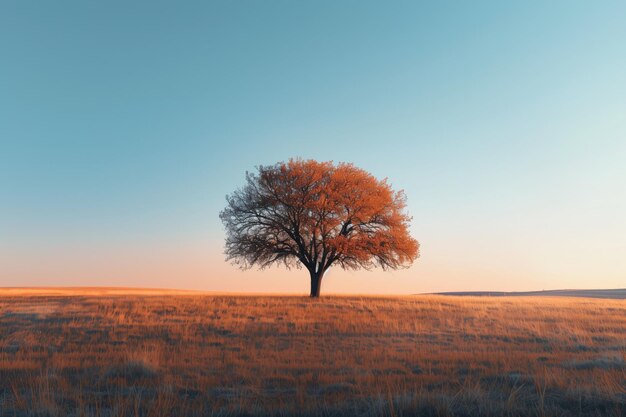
[433,289,626,299]
[0,289,624,416]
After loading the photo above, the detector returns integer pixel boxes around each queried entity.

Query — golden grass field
[0,289,624,416]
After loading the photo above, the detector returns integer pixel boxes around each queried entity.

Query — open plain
[0,289,624,416]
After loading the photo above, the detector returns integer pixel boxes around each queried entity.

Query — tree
[219,159,419,297]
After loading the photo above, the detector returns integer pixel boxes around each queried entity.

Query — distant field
[0,289,624,416]
[433,289,626,299]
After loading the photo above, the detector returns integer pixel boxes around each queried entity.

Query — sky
[1,1,625,294]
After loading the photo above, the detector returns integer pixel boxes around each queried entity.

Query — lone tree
[220,159,419,297]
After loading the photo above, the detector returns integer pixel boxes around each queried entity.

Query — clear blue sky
[1,1,625,293]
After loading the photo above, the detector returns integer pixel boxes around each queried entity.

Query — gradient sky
[1,1,625,294]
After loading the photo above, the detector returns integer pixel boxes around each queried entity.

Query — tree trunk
[309,271,323,298]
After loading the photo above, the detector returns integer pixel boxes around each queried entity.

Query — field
[433,289,626,299]
[0,289,624,417]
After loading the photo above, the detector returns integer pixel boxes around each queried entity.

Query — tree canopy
[220,159,419,297]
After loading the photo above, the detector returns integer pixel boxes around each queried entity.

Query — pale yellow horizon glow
[2,235,624,294]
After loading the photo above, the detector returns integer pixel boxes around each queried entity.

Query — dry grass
[0,290,624,416]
